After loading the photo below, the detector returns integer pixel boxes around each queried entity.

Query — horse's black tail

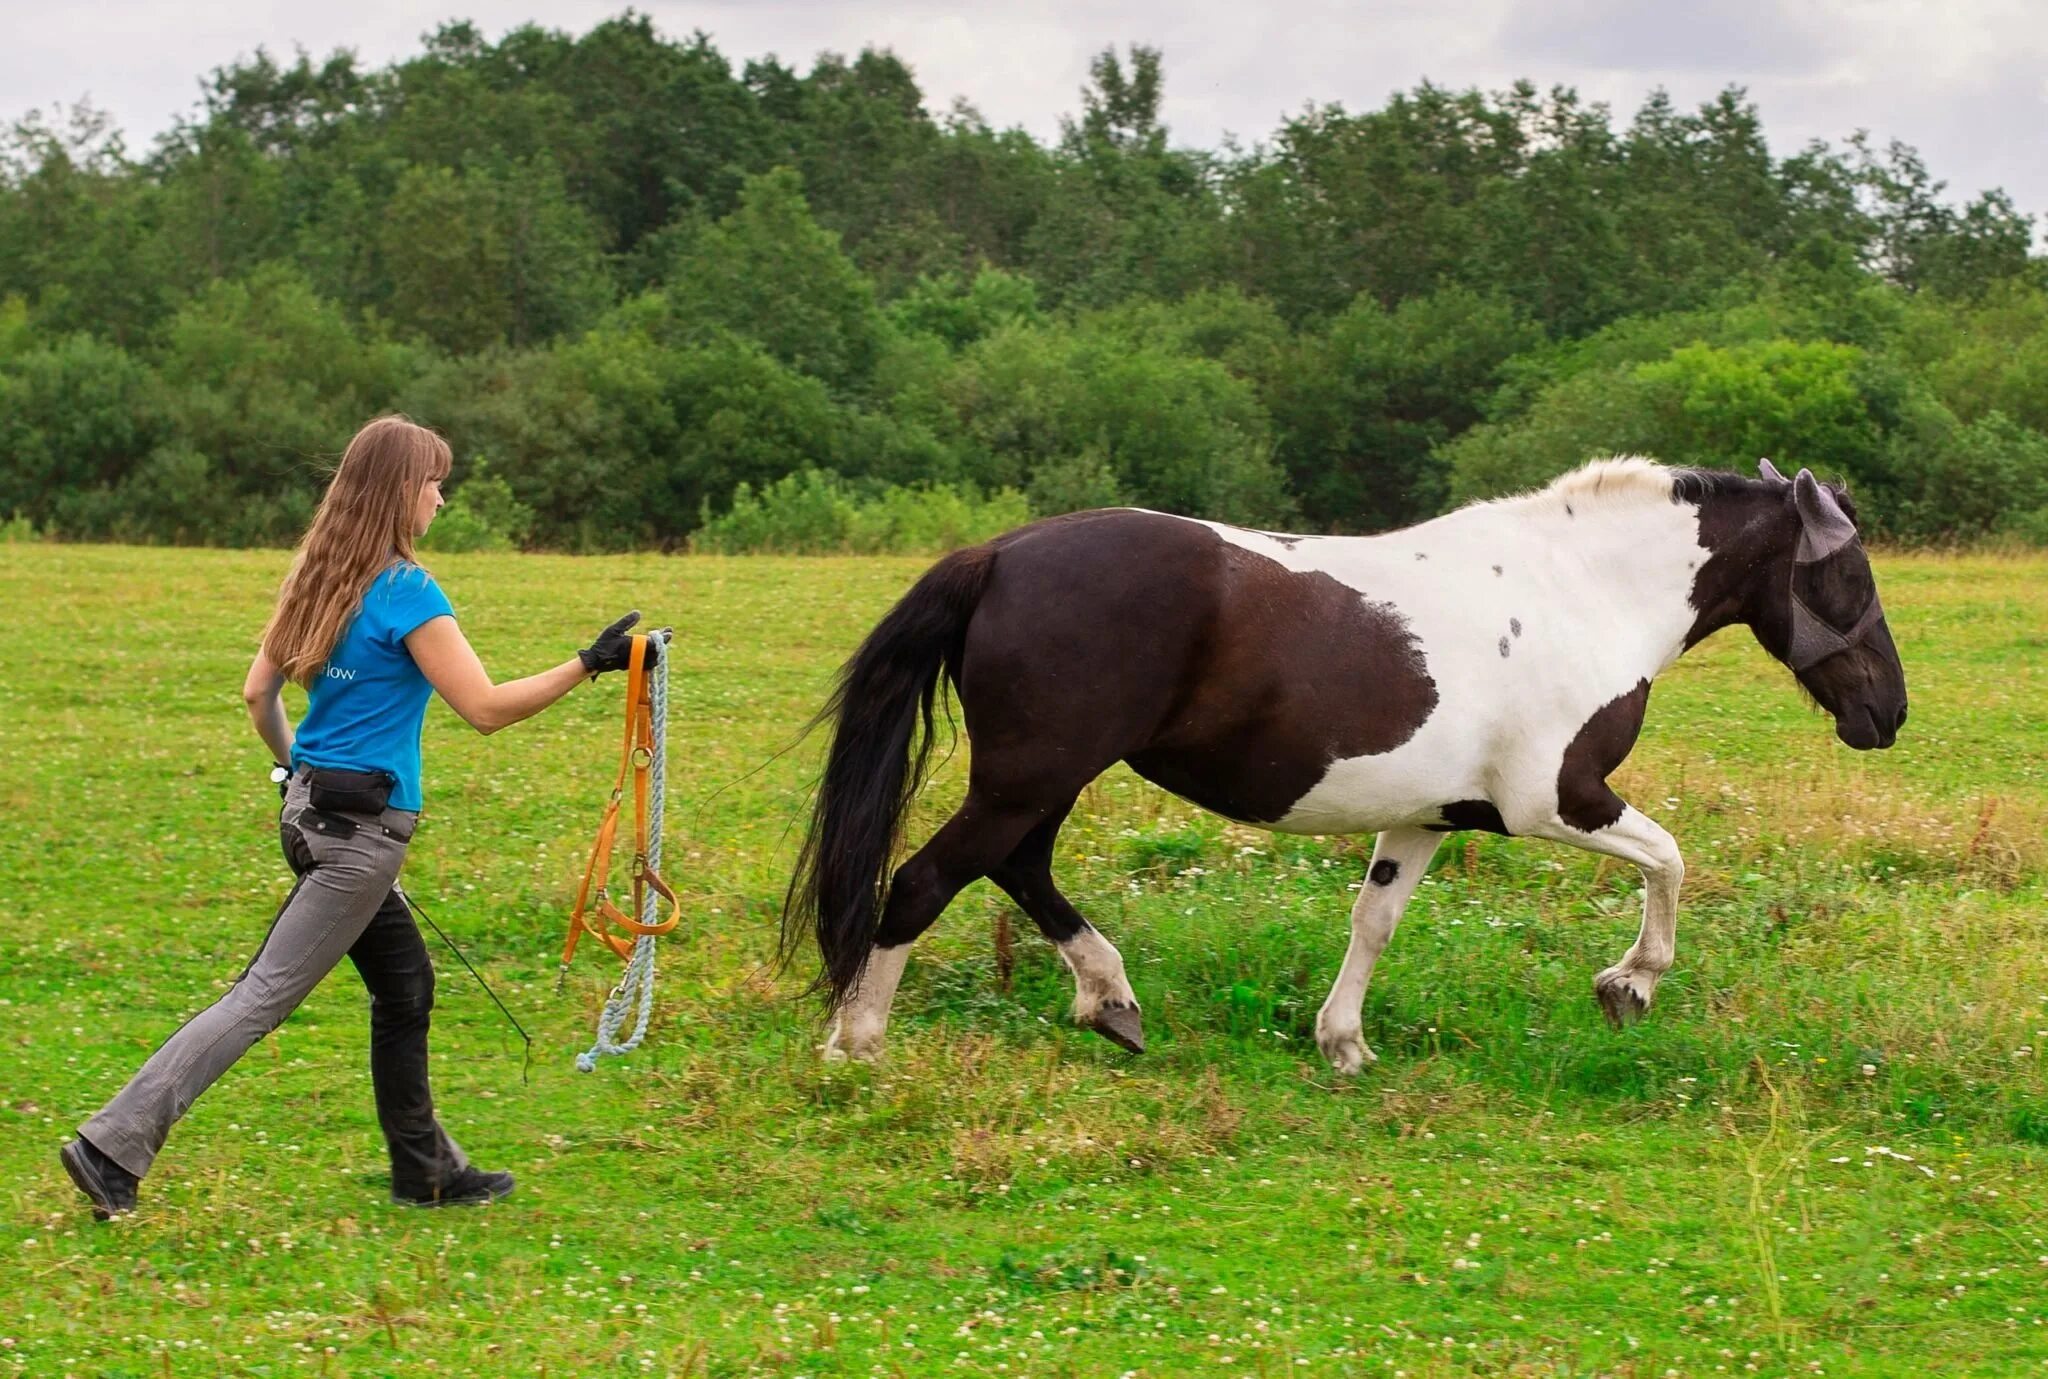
[781,542,999,1011]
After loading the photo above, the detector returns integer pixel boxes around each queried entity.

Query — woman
[62,414,648,1216]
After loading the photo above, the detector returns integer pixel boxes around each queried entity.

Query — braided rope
[576,636,668,1072]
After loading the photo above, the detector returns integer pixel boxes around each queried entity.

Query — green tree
[1272,288,1539,528]
[1023,46,1226,308]
[152,124,288,291]
[378,160,609,352]
[887,267,1043,349]
[941,321,1294,523]
[665,168,887,395]
[0,333,168,528]
[153,264,420,541]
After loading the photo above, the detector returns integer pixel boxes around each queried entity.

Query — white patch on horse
[823,943,910,1062]
[1142,458,1707,838]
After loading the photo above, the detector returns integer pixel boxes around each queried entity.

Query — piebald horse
[783,458,1907,1070]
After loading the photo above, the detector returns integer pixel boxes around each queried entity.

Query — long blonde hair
[262,415,453,687]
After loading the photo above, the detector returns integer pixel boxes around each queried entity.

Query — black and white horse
[783,458,1907,1069]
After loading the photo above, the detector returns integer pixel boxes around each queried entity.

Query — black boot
[60,1138,139,1220]
[392,1165,515,1208]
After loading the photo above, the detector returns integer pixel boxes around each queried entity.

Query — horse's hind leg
[825,790,1053,1061]
[988,800,1144,1054]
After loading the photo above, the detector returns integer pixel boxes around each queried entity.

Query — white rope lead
[576,634,669,1072]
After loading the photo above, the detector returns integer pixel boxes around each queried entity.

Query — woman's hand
[578,611,660,675]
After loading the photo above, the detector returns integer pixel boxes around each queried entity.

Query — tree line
[3,16,2045,550]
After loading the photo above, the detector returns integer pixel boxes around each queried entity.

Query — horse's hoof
[1594,971,1651,1028]
[822,1020,884,1063]
[1088,1002,1145,1054]
[1319,1032,1377,1076]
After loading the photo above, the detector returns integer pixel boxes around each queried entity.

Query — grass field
[2,543,2046,1379]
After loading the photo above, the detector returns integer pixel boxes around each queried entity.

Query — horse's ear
[1792,468,1857,561]
[1758,457,1787,484]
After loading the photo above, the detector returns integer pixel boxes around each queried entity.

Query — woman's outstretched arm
[406,615,587,736]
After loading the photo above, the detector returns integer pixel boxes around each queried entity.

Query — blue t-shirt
[291,562,454,812]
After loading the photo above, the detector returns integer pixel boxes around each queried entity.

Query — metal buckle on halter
[630,746,653,769]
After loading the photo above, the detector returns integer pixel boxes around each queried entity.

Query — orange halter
[562,635,681,969]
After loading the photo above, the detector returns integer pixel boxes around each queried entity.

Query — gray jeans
[82,773,468,1193]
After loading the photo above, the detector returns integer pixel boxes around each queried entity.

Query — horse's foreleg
[1316,828,1441,1074]
[1532,804,1684,1026]
[824,793,1049,1061]
[989,801,1144,1053]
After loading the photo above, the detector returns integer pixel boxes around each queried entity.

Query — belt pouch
[307,767,394,814]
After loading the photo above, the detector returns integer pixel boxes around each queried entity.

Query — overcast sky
[6,0,2045,220]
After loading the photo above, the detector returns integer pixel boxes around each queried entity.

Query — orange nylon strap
[562,635,682,972]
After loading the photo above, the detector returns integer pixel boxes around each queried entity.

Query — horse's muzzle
[1837,700,1906,751]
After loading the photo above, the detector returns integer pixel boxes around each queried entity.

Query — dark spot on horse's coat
[1498,636,1511,658]
[1492,565,1502,576]
[1556,679,1651,832]
[1565,503,1574,517]
[1415,551,1428,560]
[1510,618,1522,637]
[1369,859,1399,886]
[1426,800,1511,834]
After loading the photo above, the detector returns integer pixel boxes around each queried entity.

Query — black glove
[578,611,658,675]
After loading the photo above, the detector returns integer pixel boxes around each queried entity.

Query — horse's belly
[1266,747,1475,835]
[1125,738,1476,837]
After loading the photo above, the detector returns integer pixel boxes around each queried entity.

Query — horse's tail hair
[781,541,999,1012]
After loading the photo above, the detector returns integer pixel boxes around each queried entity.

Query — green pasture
[2,544,2045,1378]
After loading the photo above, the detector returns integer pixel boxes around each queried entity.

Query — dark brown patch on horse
[1556,679,1651,832]
[1510,618,1522,637]
[943,512,1441,828]
[1369,859,1400,885]
[1120,555,1439,823]
[1427,800,1511,834]
[1498,636,1511,658]
[1676,470,1786,650]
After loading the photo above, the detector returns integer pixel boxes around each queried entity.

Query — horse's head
[1744,459,1908,750]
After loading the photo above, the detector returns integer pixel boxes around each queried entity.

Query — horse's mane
[1491,457,1774,515]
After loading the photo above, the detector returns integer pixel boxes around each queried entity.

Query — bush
[1026,445,1127,516]
[1902,411,2048,543]
[1443,337,1908,507]
[941,323,1297,525]
[0,511,39,543]
[0,334,170,527]
[691,470,1029,555]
